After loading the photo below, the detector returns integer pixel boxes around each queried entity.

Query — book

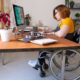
[30,38,58,45]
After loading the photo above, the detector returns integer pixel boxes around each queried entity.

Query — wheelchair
[49,49,80,80]
[38,30,80,79]
[38,49,80,79]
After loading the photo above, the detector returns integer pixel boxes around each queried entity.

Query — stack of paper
[30,38,58,45]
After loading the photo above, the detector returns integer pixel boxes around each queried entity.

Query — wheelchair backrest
[72,29,80,43]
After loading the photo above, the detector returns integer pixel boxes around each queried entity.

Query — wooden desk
[0,35,80,80]
[0,35,80,52]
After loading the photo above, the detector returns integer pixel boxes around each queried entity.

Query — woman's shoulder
[63,17,73,23]
[64,17,73,21]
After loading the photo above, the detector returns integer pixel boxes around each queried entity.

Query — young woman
[52,5,74,40]
[32,4,75,77]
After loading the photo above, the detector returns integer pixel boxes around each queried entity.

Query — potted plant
[75,13,80,18]
[70,0,75,8]
[0,12,12,42]
[25,14,31,26]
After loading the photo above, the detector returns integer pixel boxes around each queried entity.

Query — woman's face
[54,10,62,21]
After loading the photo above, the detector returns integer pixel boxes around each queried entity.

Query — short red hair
[53,4,70,19]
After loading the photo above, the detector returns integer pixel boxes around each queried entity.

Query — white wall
[11,0,65,29]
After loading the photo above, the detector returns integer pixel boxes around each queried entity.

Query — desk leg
[1,53,5,65]
[61,50,66,80]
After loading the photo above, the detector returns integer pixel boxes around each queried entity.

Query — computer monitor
[13,4,25,26]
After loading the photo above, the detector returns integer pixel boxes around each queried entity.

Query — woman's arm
[54,25,70,38]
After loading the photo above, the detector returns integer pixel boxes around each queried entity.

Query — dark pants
[38,50,49,73]
[38,50,53,71]
[38,51,47,66]
[38,50,75,69]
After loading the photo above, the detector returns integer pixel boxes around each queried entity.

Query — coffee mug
[33,27,38,32]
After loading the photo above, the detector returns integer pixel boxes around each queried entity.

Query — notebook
[30,38,58,45]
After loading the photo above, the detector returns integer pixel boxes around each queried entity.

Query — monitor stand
[17,25,33,32]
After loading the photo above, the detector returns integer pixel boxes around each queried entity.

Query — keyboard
[19,29,31,32]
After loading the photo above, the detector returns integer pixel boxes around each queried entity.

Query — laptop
[30,38,58,45]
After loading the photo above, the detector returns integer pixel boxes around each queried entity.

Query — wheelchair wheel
[49,49,80,79]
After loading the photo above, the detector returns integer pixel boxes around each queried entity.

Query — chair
[38,29,80,79]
